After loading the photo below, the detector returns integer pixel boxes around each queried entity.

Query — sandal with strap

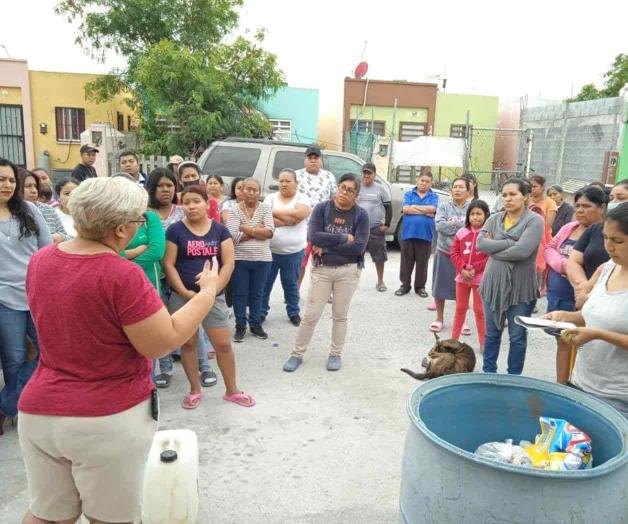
[461,325,472,336]
[154,373,171,389]
[182,393,202,410]
[223,392,256,408]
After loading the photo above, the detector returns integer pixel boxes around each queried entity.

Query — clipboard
[513,316,576,337]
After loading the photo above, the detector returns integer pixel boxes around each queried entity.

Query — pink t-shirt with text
[19,245,164,417]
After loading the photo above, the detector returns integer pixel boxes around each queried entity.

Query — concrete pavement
[0,248,557,524]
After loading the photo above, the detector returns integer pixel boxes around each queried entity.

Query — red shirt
[19,245,164,417]
[207,196,221,223]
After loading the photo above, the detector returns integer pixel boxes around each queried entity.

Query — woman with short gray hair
[18,176,219,524]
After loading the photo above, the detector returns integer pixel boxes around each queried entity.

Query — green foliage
[55,0,285,155]
[570,53,628,102]
[572,83,602,102]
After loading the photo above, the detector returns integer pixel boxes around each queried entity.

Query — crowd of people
[0,145,627,523]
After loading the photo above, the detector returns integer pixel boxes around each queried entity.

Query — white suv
[197,137,448,241]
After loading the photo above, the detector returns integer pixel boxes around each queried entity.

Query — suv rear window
[202,146,261,179]
[272,151,306,179]
[323,155,363,181]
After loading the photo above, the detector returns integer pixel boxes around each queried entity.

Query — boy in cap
[71,144,99,182]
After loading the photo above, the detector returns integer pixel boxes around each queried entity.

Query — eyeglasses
[337,184,357,195]
[130,214,147,225]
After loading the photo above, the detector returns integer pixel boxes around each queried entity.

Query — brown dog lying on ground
[401,332,476,380]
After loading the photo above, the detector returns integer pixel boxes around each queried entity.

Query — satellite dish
[354,61,368,79]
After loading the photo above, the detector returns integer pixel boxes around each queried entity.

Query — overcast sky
[3,0,627,107]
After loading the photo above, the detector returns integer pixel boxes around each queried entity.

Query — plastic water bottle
[141,429,199,524]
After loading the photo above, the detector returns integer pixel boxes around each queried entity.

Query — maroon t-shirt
[19,245,164,417]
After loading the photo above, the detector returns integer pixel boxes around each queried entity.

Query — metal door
[0,104,27,166]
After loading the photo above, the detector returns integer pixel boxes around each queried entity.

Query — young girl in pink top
[450,200,490,351]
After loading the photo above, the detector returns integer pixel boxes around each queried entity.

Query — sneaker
[289,315,301,327]
[283,355,303,372]
[394,286,411,296]
[250,325,268,339]
[200,370,217,387]
[233,326,246,342]
[326,355,342,371]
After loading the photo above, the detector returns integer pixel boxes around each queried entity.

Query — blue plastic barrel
[400,373,628,524]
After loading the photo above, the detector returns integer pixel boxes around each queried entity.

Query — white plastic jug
[141,429,199,524]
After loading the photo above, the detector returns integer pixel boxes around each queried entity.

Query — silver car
[196,138,448,241]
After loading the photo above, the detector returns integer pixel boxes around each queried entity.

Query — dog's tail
[400,368,429,380]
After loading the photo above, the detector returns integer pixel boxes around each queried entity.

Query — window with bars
[269,119,292,141]
[349,120,386,136]
[55,107,86,142]
[399,122,427,142]
[450,124,471,138]
[117,112,125,131]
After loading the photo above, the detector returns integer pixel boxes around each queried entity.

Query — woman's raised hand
[196,258,219,297]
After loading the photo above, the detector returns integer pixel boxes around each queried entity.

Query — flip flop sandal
[427,302,437,310]
[182,393,202,410]
[429,321,444,333]
[376,284,387,292]
[154,373,171,389]
[223,392,256,408]
[461,325,472,336]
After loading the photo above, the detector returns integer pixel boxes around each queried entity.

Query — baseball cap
[80,144,99,154]
[168,155,184,165]
[304,146,321,157]
[362,162,376,174]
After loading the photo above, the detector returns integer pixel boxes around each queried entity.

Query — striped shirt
[35,201,70,240]
[226,203,274,262]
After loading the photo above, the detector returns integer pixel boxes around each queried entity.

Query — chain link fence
[343,130,377,163]
[467,127,531,193]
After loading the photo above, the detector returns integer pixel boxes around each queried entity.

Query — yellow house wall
[28,71,131,171]
[0,86,23,105]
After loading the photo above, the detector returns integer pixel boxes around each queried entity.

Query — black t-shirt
[551,202,574,237]
[321,205,359,267]
[573,222,609,279]
[71,163,97,183]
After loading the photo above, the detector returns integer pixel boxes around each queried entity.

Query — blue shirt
[401,188,438,242]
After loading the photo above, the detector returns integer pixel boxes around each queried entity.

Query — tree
[570,53,628,102]
[56,0,285,155]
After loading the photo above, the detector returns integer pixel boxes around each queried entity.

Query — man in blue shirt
[395,171,438,297]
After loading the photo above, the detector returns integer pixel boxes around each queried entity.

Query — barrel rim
[406,373,628,479]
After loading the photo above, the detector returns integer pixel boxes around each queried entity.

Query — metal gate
[0,104,27,166]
